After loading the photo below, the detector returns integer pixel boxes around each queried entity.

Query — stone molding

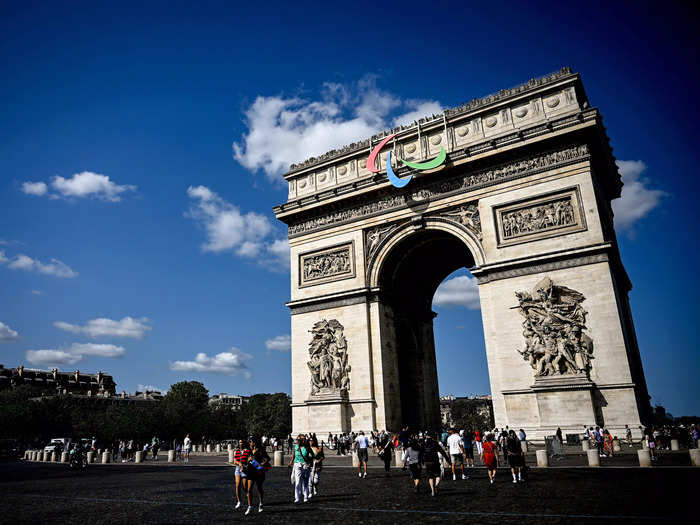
[493,186,587,247]
[288,289,372,316]
[299,240,356,288]
[287,144,590,237]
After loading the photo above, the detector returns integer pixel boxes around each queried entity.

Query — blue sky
[1,1,698,416]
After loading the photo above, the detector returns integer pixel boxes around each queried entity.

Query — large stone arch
[276,69,651,440]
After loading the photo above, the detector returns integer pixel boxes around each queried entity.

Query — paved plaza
[2,451,697,524]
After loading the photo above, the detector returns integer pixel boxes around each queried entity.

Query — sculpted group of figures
[514,277,594,377]
[502,198,575,239]
[303,248,351,281]
[307,319,351,395]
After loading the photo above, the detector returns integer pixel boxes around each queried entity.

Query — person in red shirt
[482,434,498,484]
[474,429,483,459]
[233,439,251,509]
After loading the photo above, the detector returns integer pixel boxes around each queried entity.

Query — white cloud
[25,342,125,366]
[20,171,136,202]
[613,160,667,230]
[53,316,151,339]
[233,78,442,182]
[170,348,252,378]
[186,185,289,269]
[0,252,77,278]
[26,349,81,366]
[21,181,48,196]
[31,290,44,296]
[433,275,481,310]
[0,321,20,342]
[265,334,291,352]
[137,384,167,393]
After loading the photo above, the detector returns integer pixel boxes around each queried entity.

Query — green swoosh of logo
[399,147,446,170]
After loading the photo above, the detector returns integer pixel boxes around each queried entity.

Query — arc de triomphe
[274,68,650,440]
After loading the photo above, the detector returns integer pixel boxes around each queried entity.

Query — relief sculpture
[502,197,575,240]
[440,204,482,239]
[514,277,594,377]
[302,246,352,282]
[307,319,350,395]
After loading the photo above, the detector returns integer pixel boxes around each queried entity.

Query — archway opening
[378,228,480,431]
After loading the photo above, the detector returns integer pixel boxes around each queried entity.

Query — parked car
[44,438,71,454]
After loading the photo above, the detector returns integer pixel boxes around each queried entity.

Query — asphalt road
[1,459,696,524]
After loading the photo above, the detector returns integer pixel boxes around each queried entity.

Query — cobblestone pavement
[2,455,697,525]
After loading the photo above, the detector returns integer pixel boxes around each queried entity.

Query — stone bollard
[671,439,680,451]
[582,440,590,451]
[689,449,700,466]
[642,440,649,450]
[135,451,143,463]
[43,451,50,462]
[536,449,549,467]
[87,451,95,464]
[61,452,68,463]
[394,448,404,468]
[23,450,29,460]
[274,450,284,467]
[228,443,233,451]
[215,444,221,453]
[520,440,528,453]
[31,451,37,461]
[637,449,652,467]
[613,439,621,452]
[228,449,235,464]
[98,448,102,456]
[168,450,175,462]
[206,444,212,453]
[102,451,110,464]
[352,452,359,467]
[587,449,600,467]
[51,452,57,462]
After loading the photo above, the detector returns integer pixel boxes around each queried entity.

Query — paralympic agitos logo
[366,133,447,188]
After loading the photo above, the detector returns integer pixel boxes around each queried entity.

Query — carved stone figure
[365,223,402,262]
[440,204,482,239]
[514,277,594,378]
[502,197,575,239]
[307,319,351,395]
[303,246,351,282]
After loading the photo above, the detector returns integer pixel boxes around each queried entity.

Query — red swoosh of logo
[366,133,397,173]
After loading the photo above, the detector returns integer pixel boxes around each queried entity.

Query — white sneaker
[363,472,367,478]
[462,474,468,480]
[453,473,456,480]
[358,472,362,478]
[258,504,263,513]
[244,506,252,516]
[513,479,517,483]
[490,479,494,484]
[235,501,241,509]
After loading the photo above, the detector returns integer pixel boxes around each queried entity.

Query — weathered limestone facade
[274,68,651,440]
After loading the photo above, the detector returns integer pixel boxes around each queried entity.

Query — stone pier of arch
[274,68,651,441]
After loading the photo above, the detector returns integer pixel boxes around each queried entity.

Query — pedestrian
[625,425,633,447]
[287,434,294,454]
[183,434,191,463]
[555,427,563,445]
[447,428,467,480]
[506,430,524,483]
[354,431,370,478]
[603,429,614,457]
[309,436,324,497]
[483,434,498,484]
[462,430,475,468]
[151,436,160,461]
[288,434,314,504]
[422,432,450,497]
[377,431,393,473]
[402,438,423,493]
[474,429,483,458]
[233,439,250,509]
[243,439,270,515]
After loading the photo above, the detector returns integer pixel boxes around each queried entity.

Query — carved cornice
[474,252,609,284]
[287,67,575,174]
[287,143,590,238]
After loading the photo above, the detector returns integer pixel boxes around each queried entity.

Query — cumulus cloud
[0,251,77,278]
[21,181,48,196]
[21,171,136,202]
[0,321,20,342]
[233,78,442,182]
[170,348,252,378]
[31,290,44,296]
[53,316,151,339]
[433,275,481,310]
[186,185,289,269]
[25,342,126,366]
[137,384,167,393]
[265,334,291,352]
[613,160,667,230]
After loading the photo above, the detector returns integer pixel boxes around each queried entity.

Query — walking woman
[482,434,498,484]
[422,432,450,497]
[288,434,315,503]
[506,430,524,483]
[243,439,270,515]
[233,439,250,509]
[603,429,614,457]
[402,439,423,493]
[309,436,324,497]
[377,431,394,473]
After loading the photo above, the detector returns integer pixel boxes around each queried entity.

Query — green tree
[450,399,493,432]
[239,393,291,438]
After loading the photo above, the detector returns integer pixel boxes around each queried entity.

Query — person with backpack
[422,432,451,497]
[288,434,315,503]
[243,439,270,515]
[506,430,524,483]
[402,438,423,493]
